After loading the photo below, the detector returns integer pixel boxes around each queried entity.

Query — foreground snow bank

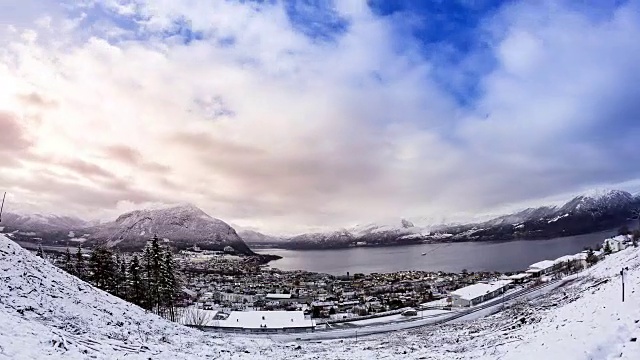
[0,234,639,359]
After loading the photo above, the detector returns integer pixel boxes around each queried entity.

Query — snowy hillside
[85,204,253,254]
[0,233,639,359]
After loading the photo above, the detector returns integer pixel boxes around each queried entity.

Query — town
[36,233,635,334]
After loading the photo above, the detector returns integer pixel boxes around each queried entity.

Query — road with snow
[223,277,574,342]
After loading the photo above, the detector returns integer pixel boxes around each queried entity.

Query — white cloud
[1,1,640,235]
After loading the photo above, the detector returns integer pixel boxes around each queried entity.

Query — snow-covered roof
[266,293,292,299]
[554,255,577,264]
[528,260,556,270]
[450,280,512,301]
[508,273,532,280]
[605,235,628,244]
[215,311,315,329]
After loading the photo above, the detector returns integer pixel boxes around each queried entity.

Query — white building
[212,311,315,332]
[449,280,513,307]
[507,273,532,284]
[603,236,627,252]
[265,293,292,300]
[526,259,556,277]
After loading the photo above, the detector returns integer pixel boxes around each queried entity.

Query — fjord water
[259,227,631,275]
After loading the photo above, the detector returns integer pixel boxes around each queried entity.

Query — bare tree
[181,307,215,330]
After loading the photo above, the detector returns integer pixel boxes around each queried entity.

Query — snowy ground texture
[0,234,638,359]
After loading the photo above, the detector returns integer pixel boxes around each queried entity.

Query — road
[266,276,575,342]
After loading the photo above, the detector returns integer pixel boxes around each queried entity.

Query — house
[203,311,316,333]
[603,237,627,252]
[449,280,512,307]
[507,273,532,284]
[525,260,556,277]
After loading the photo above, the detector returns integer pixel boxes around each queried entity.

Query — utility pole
[0,192,5,223]
[621,267,629,302]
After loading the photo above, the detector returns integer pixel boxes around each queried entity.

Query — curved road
[269,276,574,342]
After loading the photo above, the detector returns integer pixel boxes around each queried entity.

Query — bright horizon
[2,1,640,234]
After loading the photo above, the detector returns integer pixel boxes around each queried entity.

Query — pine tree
[75,246,86,280]
[146,235,163,314]
[128,255,143,306]
[36,244,44,258]
[117,256,128,300]
[89,246,116,292]
[586,248,598,265]
[63,248,75,275]
[142,243,153,310]
[604,241,612,254]
[159,248,180,321]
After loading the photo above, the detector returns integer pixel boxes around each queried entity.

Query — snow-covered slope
[85,204,253,254]
[0,233,638,359]
[0,233,267,359]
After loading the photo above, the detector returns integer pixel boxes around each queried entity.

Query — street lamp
[0,192,5,223]
[620,267,630,302]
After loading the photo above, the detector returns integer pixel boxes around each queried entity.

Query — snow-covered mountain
[85,204,253,254]
[238,229,284,244]
[279,189,640,250]
[0,212,88,232]
[2,232,639,359]
[558,189,636,214]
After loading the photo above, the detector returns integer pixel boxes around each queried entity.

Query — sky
[1,0,640,235]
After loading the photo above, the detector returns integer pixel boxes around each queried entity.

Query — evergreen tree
[128,255,143,306]
[63,248,75,275]
[36,244,44,258]
[75,246,86,280]
[603,241,612,254]
[142,244,154,311]
[89,246,116,292]
[117,256,128,300]
[111,254,124,298]
[150,235,163,313]
[586,248,598,265]
[159,248,180,321]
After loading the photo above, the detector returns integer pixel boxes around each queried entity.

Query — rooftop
[450,280,512,301]
[528,260,556,270]
[266,293,293,299]
[215,311,315,329]
[508,273,532,280]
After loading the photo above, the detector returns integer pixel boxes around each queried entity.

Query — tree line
[59,235,181,321]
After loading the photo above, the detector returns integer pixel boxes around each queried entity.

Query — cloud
[0,111,32,154]
[1,1,640,234]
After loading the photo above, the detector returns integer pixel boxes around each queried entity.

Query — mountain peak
[578,188,632,200]
[90,205,252,253]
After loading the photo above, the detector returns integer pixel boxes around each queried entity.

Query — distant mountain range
[2,189,639,253]
[245,189,640,250]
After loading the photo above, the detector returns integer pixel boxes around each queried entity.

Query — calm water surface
[258,228,626,275]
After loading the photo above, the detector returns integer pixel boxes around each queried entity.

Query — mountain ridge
[276,189,640,250]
